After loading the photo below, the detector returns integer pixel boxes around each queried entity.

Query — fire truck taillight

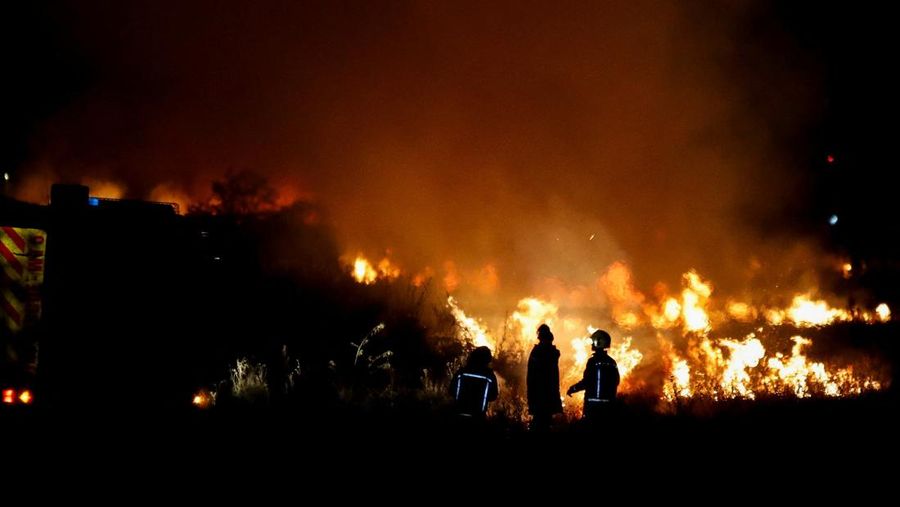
[1,388,34,405]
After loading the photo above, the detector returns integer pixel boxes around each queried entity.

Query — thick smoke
[12,1,825,314]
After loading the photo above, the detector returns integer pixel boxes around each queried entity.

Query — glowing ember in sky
[842,262,853,279]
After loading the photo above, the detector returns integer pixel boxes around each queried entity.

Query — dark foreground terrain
[5,390,899,493]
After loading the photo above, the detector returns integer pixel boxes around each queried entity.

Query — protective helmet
[537,324,553,341]
[469,346,493,367]
[590,329,611,350]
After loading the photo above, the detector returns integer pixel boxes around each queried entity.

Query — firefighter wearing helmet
[566,329,620,421]
[450,346,499,418]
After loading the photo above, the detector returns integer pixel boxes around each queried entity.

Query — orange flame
[782,295,853,327]
[349,254,401,284]
[663,333,883,401]
[84,178,126,200]
[681,271,712,334]
[340,253,890,407]
[448,296,495,350]
[876,303,891,322]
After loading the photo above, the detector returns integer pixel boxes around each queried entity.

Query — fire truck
[0,194,46,410]
[1,184,206,413]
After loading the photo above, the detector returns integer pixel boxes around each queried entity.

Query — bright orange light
[148,184,190,215]
[192,392,211,408]
[608,336,643,380]
[83,178,126,199]
[841,263,853,279]
[352,256,377,284]
[341,254,889,407]
[350,254,400,284]
[18,390,32,404]
[727,301,754,322]
[876,303,891,323]
[663,350,692,402]
[2,389,14,404]
[616,311,640,329]
[786,295,852,327]
[679,270,713,334]
[191,389,215,409]
[448,296,495,349]
[663,298,681,322]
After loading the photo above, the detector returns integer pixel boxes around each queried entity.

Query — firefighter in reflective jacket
[566,330,620,420]
[450,346,499,418]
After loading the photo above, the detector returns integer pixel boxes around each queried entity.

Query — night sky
[3,1,897,305]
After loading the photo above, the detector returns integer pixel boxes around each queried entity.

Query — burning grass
[342,253,892,421]
[176,199,892,427]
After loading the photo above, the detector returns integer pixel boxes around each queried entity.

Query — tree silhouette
[190,169,278,216]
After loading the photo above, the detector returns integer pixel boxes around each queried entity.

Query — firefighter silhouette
[450,346,498,418]
[567,329,620,421]
[527,324,563,431]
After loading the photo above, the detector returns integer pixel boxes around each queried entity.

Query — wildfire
[353,257,378,284]
[681,271,712,334]
[600,262,646,329]
[645,272,715,334]
[510,298,560,347]
[876,303,891,322]
[663,345,692,402]
[562,328,644,416]
[350,254,401,284]
[568,331,643,384]
[651,297,682,328]
[448,296,495,350]
[782,295,852,327]
[84,178,125,199]
[727,301,755,322]
[764,336,883,397]
[340,251,890,407]
[718,336,766,399]
[609,336,644,381]
[662,333,883,401]
[149,183,191,214]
